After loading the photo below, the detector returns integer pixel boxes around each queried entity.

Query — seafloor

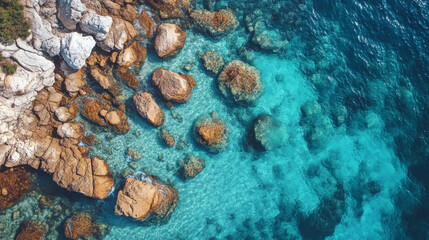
[1,0,429,239]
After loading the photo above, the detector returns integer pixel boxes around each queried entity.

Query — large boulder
[99,18,137,52]
[61,32,96,69]
[90,67,112,90]
[218,60,263,104]
[117,42,147,68]
[58,0,86,30]
[151,68,196,103]
[133,92,164,127]
[80,11,113,41]
[115,174,178,223]
[193,112,228,153]
[64,69,85,94]
[154,23,186,59]
[190,9,239,37]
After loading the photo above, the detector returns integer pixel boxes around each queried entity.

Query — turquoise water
[3,0,429,239]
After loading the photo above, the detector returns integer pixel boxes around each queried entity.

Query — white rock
[0,42,19,58]
[25,9,61,56]
[58,0,86,30]
[80,12,113,41]
[60,32,96,69]
[12,49,55,72]
[57,122,81,139]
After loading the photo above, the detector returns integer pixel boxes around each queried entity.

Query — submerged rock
[190,9,239,37]
[0,167,32,209]
[202,50,225,75]
[16,221,46,240]
[218,60,263,104]
[115,174,179,223]
[178,154,205,179]
[146,0,191,19]
[154,23,186,59]
[159,128,175,147]
[151,68,196,103]
[64,212,94,239]
[117,66,139,89]
[133,92,164,127]
[193,112,229,153]
[61,32,96,70]
[250,115,288,151]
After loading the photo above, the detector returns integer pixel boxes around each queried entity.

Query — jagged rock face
[80,11,113,41]
[190,9,239,37]
[99,18,137,52]
[193,113,229,153]
[154,23,186,59]
[218,60,263,104]
[61,32,96,70]
[58,0,87,30]
[115,175,179,223]
[151,68,196,103]
[133,92,164,127]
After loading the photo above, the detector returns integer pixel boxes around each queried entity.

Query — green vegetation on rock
[1,60,17,74]
[0,0,30,44]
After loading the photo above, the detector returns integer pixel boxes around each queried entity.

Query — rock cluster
[178,154,205,179]
[154,23,187,59]
[115,174,179,223]
[218,60,263,104]
[152,68,196,103]
[193,112,229,153]
[202,50,225,75]
[190,9,239,37]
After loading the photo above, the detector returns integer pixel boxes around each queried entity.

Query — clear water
[3,0,429,239]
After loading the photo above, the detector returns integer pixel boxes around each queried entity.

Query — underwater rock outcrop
[154,23,187,59]
[151,68,196,103]
[249,115,288,151]
[202,50,225,75]
[193,112,229,153]
[178,154,206,179]
[146,0,191,19]
[159,128,175,148]
[190,9,239,37]
[133,92,165,127]
[115,173,179,223]
[64,212,94,239]
[16,221,46,240]
[218,60,263,104]
[0,167,32,209]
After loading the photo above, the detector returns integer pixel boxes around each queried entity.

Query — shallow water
[2,0,429,239]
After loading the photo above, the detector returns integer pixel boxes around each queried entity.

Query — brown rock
[100,18,138,52]
[90,67,112,90]
[115,175,178,222]
[190,9,239,37]
[82,99,107,126]
[218,60,263,104]
[55,105,79,122]
[0,167,32,209]
[64,70,86,93]
[64,213,94,239]
[138,10,155,37]
[57,122,83,139]
[86,51,110,68]
[121,4,137,22]
[117,42,146,67]
[159,128,175,147]
[117,66,139,89]
[193,113,229,153]
[202,50,225,75]
[133,92,164,127]
[105,111,121,125]
[146,0,190,19]
[151,68,196,103]
[16,221,46,240]
[154,23,186,59]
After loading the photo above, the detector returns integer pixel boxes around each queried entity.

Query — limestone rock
[99,18,137,52]
[80,11,113,41]
[61,32,96,69]
[190,9,239,37]
[57,122,83,139]
[117,42,146,68]
[12,49,55,73]
[58,0,87,30]
[64,70,85,93]
[115,174,178,223]
[151,68,196,103]
[193,112,228,153]
[218,60,263,104]
[133,92,164,127]
[154,23,186,59]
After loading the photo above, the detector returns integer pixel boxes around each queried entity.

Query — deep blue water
[2,0,429,239]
